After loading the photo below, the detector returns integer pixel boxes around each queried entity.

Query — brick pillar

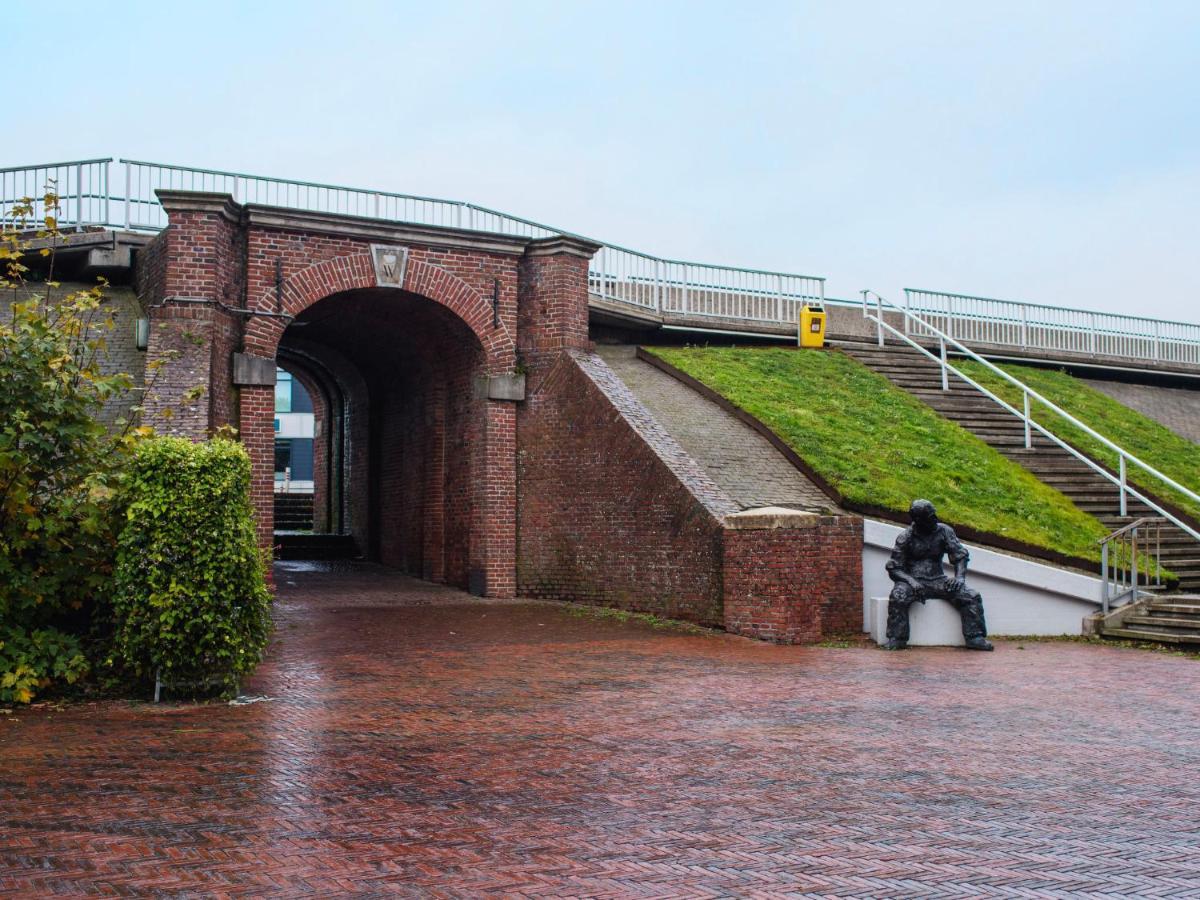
[240,385,276,551]
[142,191,244,438]
[423,381,447,582]
[310,387,329,534]
[517,236,600,382]
[722,509,864,644]
[469,398,517,599]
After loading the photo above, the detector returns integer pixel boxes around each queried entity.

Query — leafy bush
[110,437,272,695]
[0,628,89,704]
[0,194,145,702]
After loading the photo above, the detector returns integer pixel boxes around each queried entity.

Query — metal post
[682,264,690,313]
[1023,390,1032,448]
[123,162,132,229]
[1131,527,1138,601]
[875,293,884,347]
[1089,313,1098,355]
[1021,305,1029,349]
[75,163,83,228]
[904,290,911,336]
[1101,541,1110,616]
[1119,454,1127,517]
[103,160,110,226]
[776,274,783,323]
[655,258,663,313]
[940,337,949,391]
[1153,320,1161,361]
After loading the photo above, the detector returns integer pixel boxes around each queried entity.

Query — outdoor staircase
[274,493,314,531]
[837,338,1200,591]
[1098,594,1200,645]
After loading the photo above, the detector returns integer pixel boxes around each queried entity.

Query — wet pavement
[3,561,1200,897]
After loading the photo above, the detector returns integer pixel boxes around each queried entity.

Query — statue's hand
[945,578,964,595]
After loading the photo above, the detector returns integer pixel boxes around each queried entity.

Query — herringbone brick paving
[3,561,1200,897]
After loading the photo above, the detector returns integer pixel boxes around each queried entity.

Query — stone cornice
[525,234,602,259]
[243,204,534,256]
[155,190,242,223]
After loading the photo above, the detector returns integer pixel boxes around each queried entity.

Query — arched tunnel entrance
[273,287,489,590]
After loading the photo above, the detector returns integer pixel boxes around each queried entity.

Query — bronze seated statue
[884,499,993,651]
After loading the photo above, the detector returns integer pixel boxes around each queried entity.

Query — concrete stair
[274,493,314,531]
[837,339,1200,590]
[1101,594,1200,645]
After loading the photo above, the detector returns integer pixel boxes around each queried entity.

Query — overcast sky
[12,1,1199,320]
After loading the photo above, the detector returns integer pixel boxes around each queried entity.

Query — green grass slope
[646,346,1108,561]
[955,360,1200,522]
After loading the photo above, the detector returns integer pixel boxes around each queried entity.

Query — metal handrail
[860,289,1200,546]
[0,156,113,174]
[907,287,1200,331]
[903,287,1200,365]
[1098,517,1167,614]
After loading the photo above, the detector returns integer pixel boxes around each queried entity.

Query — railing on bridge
[2,157,1196,365]
[0,157,825,325]
[903,288,1200,367]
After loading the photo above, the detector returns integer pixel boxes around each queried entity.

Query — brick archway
[243,251,517,372]
[143,192,599,601]
[239,252,519,598]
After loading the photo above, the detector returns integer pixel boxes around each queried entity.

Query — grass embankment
[956,361,1200,523]
[646,346,1108,561]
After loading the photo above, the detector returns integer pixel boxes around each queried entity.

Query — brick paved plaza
[3,562,1200,897]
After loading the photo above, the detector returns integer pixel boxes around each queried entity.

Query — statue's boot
[965,636,994,651]
[882,639,907,651]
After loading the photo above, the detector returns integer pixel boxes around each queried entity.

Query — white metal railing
[905,288,1200,366]
[3,156,1198,360]
[1,156,825,326]
[1099,518,1167,614]
[0,158,113,229]
[861,290,1200,548]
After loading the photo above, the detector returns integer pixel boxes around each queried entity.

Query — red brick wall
[144,192,867,637]
[517,351,734,625]
[517,244,591,360]
[241,383,276,549]
[517,350,865,640]
[722,516,863,643]
[135,231,168,305]
[142,202,241,438]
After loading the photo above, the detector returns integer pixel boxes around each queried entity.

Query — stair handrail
[860,289,1200,545]
[1098,517,1167,613]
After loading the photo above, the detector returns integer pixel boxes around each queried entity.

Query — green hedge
[110,437,272,695]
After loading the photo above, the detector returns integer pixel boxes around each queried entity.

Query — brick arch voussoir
[247,251,515,369]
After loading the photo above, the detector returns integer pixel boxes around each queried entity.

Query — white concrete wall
[863,519,1103,645]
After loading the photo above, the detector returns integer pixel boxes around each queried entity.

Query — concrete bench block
[869,596,968,646]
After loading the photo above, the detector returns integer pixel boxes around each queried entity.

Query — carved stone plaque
[371,245,409,288]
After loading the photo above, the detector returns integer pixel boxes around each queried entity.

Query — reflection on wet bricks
[3,561,1200,896]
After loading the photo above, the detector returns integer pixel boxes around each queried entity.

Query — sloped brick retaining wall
[517,350,864,639]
